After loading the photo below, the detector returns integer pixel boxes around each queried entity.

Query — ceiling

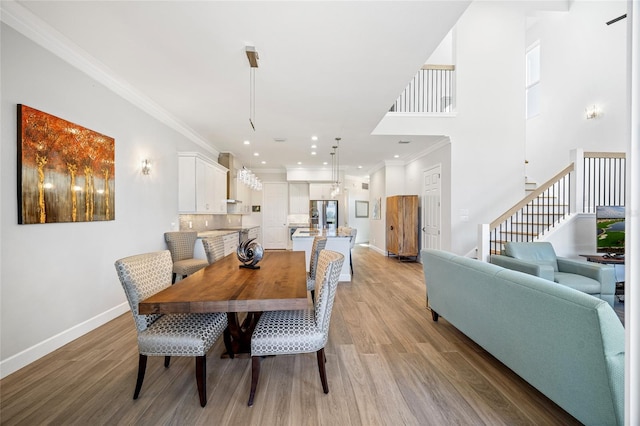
[8,1,470,179]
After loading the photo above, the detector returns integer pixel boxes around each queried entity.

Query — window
[526,42,540,119]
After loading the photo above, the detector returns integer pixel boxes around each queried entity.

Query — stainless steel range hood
[218,153,243,205]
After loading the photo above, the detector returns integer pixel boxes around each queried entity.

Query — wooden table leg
[223,312,262,358]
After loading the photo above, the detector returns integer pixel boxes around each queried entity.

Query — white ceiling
[8,1,470,178]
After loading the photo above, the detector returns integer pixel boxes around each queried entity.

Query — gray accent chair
[164,231,209,283]
[490,241,616,307]
[306,236,328,302]
[248,250,344,406]
[114,250,229,407]
[202,235,225,264]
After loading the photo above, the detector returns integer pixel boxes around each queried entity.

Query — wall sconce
[141,159,152,175]
[585,105,601,120]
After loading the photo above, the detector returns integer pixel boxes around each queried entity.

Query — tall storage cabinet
[386,195,419,260]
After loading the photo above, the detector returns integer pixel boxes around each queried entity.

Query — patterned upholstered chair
[114,250,229,407]
[202,235,225,264]
[164,231,209,283]
[248,250,344,406]
[306,236,328,302]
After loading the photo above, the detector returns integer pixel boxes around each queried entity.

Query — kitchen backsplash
[179,214,242,231]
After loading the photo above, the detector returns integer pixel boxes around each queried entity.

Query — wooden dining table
[139,250,309,356]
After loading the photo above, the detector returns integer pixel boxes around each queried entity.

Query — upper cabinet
[309,183,334,200]
[289,183,310,214]
[178,153,228,214]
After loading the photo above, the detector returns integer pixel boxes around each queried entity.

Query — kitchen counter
[292,228,351,282]
[292,228,351,239]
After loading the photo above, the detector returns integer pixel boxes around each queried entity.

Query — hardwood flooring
[1,247,585,425]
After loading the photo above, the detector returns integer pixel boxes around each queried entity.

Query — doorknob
[422,227,426,232]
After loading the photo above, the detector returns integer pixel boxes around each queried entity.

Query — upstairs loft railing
[478,150,626,260]
[389,65,455,113]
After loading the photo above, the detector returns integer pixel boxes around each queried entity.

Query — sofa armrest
[557,257,616,296]
[490,255,555,281]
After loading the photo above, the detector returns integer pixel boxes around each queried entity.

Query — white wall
[343,175,370,243]
[0,24,215,377]
[375,1,528,255]
[525,0,628,184]
[368,166,386,253]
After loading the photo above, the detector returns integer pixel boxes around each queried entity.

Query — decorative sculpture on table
[237,238,264,269]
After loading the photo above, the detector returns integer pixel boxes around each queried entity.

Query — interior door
[262,183,288,249]
[422,165,441,251]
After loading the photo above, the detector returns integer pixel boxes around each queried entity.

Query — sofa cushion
[504,242,559,272]
[554,272,601,294]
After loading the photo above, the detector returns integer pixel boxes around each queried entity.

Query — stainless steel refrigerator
[309,200,338,229]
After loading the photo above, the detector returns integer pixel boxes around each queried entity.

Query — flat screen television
[596,206,625,255]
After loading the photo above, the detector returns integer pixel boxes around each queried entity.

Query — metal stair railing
[478,150,626,261]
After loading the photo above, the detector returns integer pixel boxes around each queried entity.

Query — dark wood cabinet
[386,195,419,260]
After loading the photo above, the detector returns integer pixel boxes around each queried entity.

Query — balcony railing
[389,65,455,113]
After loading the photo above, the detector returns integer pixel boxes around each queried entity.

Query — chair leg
[316,348,329,394]
[133,354,147,399]
[164,356,171,368]
[248,356,261,406]
[350,253,353,274]
[172,273,177,284]
[195,356,207,407]
[310,289,315,304]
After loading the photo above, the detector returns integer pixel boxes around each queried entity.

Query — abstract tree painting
[17,104,115,224]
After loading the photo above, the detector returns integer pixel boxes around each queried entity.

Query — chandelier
[238,166,262,191]
[330,137,341,198]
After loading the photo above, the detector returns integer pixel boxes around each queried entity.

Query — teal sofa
[421,249,624,426]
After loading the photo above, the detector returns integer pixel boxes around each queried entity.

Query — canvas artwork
[17,104,115,224]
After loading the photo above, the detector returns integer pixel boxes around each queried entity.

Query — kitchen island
[292,228,351,282]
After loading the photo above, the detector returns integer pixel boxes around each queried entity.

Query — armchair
[490,242,616,307]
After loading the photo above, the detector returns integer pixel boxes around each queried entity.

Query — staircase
[478,150,626,261]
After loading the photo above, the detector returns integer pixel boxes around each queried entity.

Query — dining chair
[164,231,209,283]
[248,250,345,406]
[114,250,229,407]
[306,236,327,302]
[202,235,225,264]
[349,228,357,274]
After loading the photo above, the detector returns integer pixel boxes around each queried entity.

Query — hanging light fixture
[246,46,259,131]
[330,137,341,198]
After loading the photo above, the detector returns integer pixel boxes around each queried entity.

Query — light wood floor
[1,247,583,425]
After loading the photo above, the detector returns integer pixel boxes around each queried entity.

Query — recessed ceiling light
[323,161,328,165]
[311,144,317,149]
[297,161,302,165]
[311,151,316,156]
[311,135,318,141]
[253,152,259,156]
[261,160,266,164]
[244,140,250,145]
[357,165,363,169]
[394,154,400,158]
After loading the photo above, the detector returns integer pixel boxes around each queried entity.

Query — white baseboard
[0,303,130,379]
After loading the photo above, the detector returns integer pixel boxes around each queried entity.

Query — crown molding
[0,0,217,155]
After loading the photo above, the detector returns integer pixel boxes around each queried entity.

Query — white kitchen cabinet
[308,183,334,200]
[178,153,228,213]
[247,226,260,244]
[289,183,310,214]
[223,232,239,256]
